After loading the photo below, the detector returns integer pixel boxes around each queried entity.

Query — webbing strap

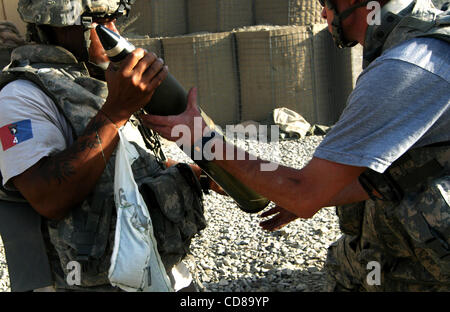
[359,143,449,203]
[73,196,106,262]
[395,159,444,191]
[410,212,450,260]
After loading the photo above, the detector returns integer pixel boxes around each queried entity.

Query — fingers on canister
[144,64,168,92]
[260,206,282,218]
[133,51,158,76]
[120,48,146,73]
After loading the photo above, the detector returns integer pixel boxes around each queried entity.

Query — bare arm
[326,177,369,207]
[12,49,168,220]
[259,175,368,231]
[141,88,367,222]
[213,149,366,219]
[12,111,119,220]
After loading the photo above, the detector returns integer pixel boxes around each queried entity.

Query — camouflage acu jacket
[0,44,206,289]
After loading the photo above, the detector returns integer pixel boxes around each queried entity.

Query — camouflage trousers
[325,175,450,291]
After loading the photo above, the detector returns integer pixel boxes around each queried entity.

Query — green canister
[96,25,270,213]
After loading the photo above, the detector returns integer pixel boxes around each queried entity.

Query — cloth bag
[108,125,173,292]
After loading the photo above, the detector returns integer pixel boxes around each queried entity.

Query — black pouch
[139,163,206,270]
[359,169,404,204]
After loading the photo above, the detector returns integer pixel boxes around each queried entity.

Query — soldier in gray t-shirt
[314,37,450,173]
[142,0,450,291]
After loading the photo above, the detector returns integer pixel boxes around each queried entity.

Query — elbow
[41,209,68,221]
[285,197,318,220]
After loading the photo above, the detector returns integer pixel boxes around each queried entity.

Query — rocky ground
[0,134,343,292]
[168,133,342,292]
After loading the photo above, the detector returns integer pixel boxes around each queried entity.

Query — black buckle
[358,169,404,204]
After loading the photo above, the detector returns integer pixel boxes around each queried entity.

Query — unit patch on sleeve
[0,119,34,151]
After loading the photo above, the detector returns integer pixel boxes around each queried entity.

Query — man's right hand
[101,48,168,127]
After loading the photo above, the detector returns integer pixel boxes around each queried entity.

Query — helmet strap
[80,16,94,62]
[27,24,52,44]
[328,0,372,48]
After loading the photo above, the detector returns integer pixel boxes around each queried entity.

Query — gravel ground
[0,236,9,292]
[166,133,342,292]
[0,133,343,292]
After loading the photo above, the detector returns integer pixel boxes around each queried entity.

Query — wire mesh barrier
[128,36,163,58]
[1,0,446,126]
[162,32,240,126]
[187,0,254,33]
[236,26,315,123]
[117,0,188,37]
[118,0,364,126]
[254,0,324,26]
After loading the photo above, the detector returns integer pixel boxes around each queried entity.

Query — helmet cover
[17,0,134,26]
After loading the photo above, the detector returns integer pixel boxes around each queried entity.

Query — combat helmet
[319,0,374,48]
[17,0,135,61]
[17,0,135,26]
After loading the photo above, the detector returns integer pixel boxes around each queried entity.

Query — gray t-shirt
[314,37,450,173]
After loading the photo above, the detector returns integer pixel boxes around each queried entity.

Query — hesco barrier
[118,0,326,38]
[125,25,363,126]
[115,2,364,126]
[254,0,323,27]
[310,25,363,124]
[128,37,163,59]
[187,0,254,33]
[0,0,26,36]
[117,0,187,37]
[162,32,240,127]
[235,26,315,123]
[235,24,362,125]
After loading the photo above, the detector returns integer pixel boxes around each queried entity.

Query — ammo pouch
[139,163,206,271]
[358,144,448,205]
[336,201,365,237]
[392,174,450,277]
[338,144,449,239]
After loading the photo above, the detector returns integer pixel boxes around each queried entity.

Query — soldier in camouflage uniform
[141,0,449,291]
[0,0,223,292]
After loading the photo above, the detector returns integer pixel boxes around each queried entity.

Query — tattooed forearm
[36,114,108,185]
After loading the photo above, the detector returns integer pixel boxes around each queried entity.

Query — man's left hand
[259,206,299,231]
[141,87,207,147]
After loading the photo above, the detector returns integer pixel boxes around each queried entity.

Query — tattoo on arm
[36,115,107,185]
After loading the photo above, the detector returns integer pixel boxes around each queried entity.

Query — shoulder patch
[0,119,33,151]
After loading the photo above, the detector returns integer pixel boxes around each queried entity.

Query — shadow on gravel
[199,266,329,292]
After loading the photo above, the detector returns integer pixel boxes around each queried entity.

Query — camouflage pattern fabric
[17,0,133,26]
[0,44,206,290]
[363,0,450,66]
[382,1,450,53]
[326,146,450,291]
